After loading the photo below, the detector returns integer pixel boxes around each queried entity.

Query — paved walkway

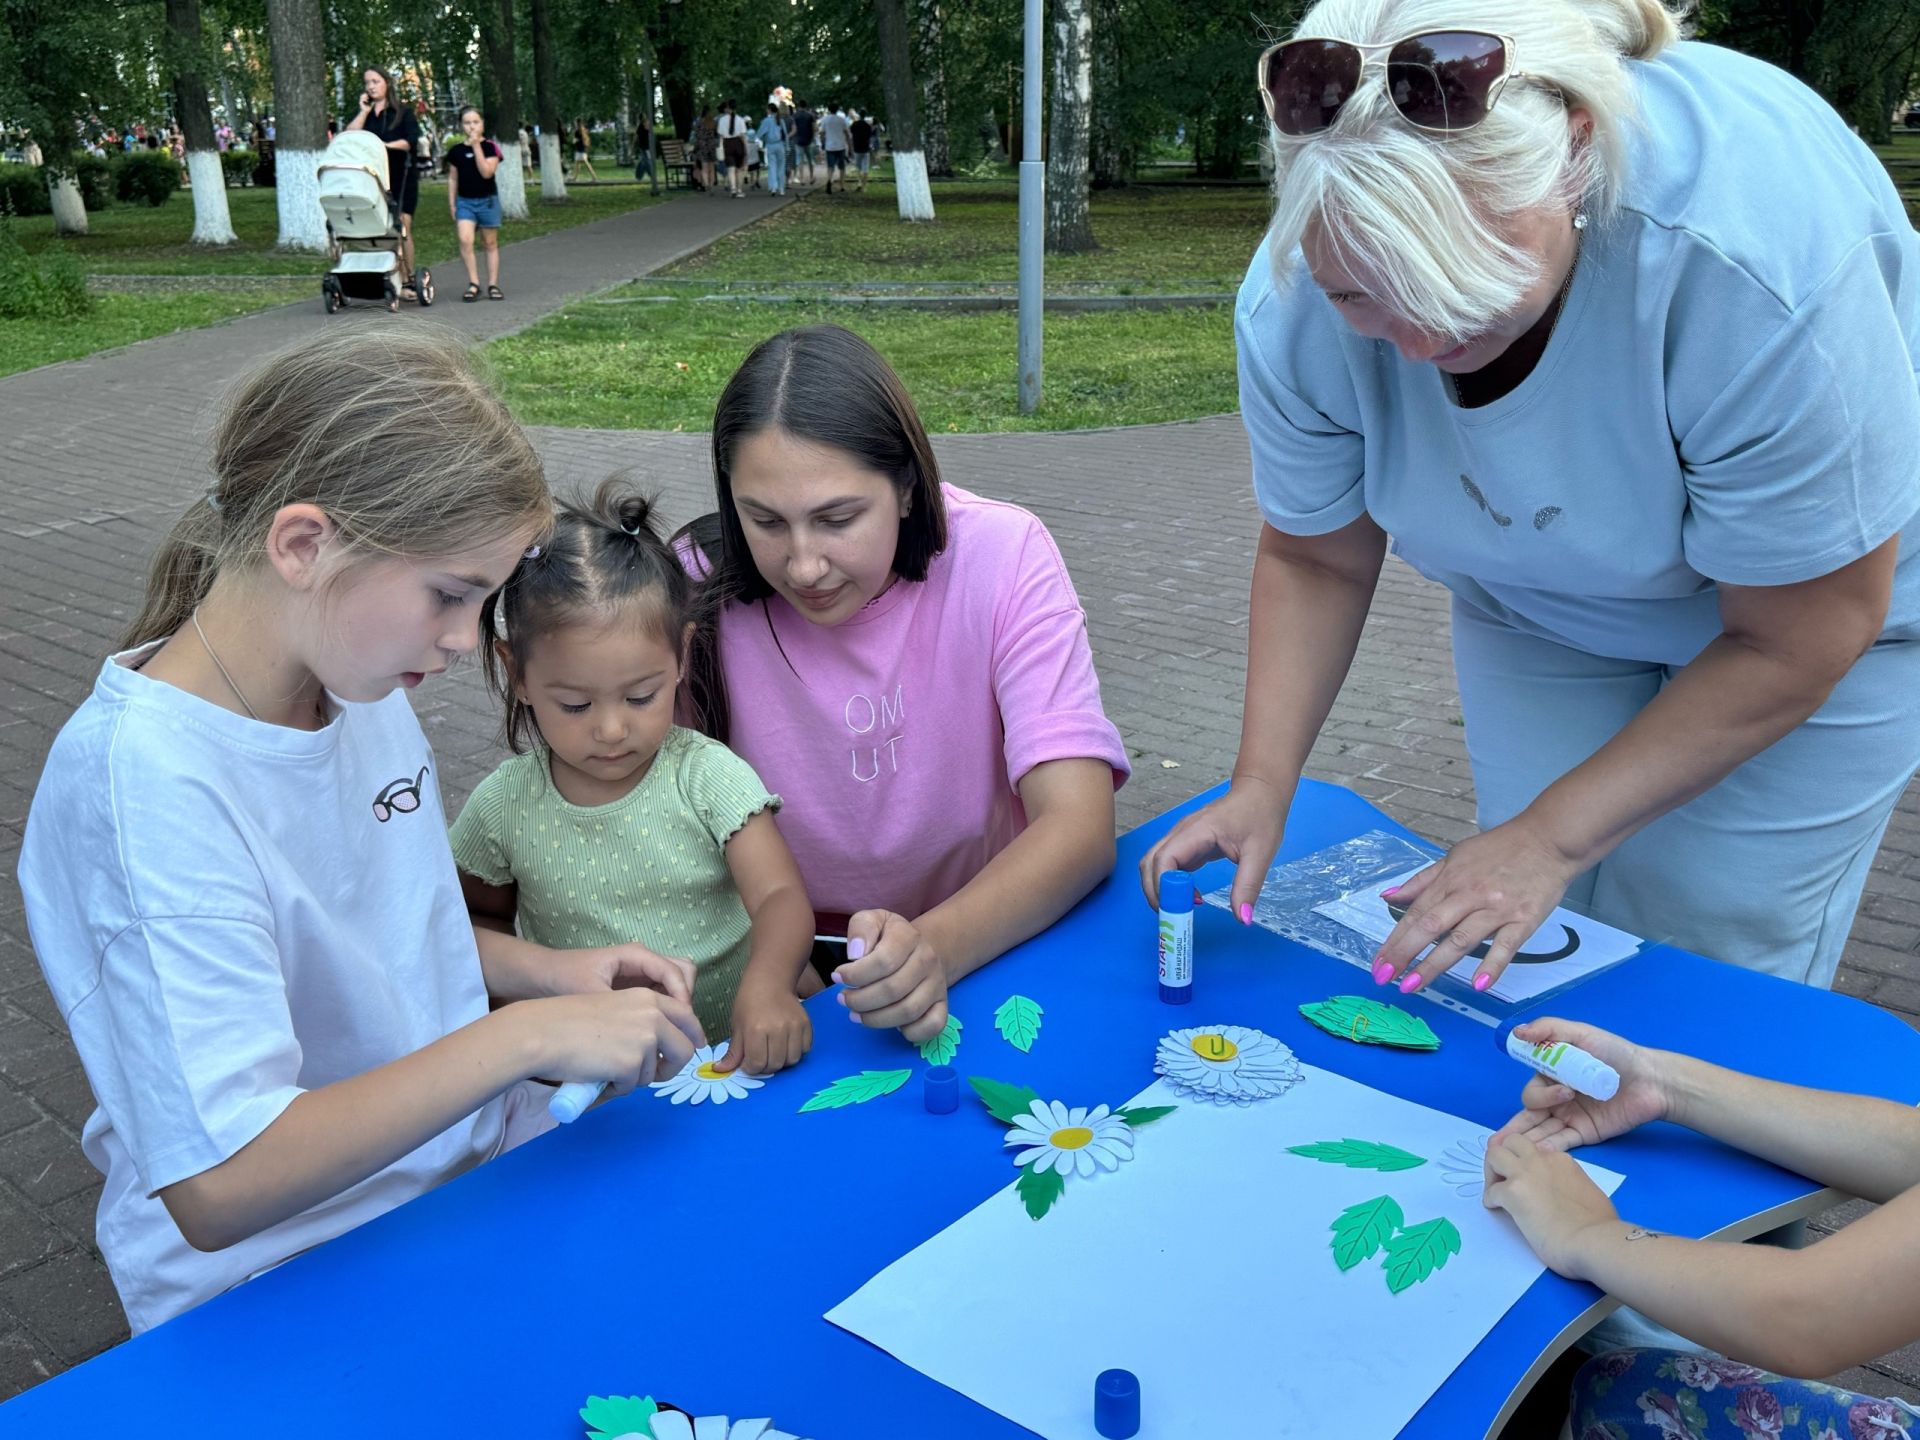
[3,191,1920,1411]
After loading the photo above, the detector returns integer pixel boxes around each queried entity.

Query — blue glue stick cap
[1160,871,1194,912]
[1094,1368,1141,1438]
[923,1065,960,1114]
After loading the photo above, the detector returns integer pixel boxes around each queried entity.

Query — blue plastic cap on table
[922,1064,960,1114]
[1095,1367,1141,1438]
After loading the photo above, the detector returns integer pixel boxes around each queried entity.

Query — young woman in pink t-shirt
[681,325,1131,1045]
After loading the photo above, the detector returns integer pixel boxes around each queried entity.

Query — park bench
[658,138,693,188]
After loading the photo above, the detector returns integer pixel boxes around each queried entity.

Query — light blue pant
[766,142,786,193]
[1450,596,1920,986]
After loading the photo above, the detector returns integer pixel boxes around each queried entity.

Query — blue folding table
[5,780,1915,1439]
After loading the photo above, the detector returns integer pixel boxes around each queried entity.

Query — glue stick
[1158,871,1194,1004]
[548,1080,606,1124]
[1502,1031,1620,1102]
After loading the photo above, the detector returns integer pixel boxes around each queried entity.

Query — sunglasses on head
[1258,30,1530,136]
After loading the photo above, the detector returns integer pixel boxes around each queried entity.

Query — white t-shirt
[717,113,748,141]
[819,111,851,152]
[17,644,549,1334]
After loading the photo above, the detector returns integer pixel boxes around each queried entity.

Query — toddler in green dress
[451,479,815,1075]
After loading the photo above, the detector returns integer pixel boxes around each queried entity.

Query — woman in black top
[346,65,421,295]
[445,106,505,300]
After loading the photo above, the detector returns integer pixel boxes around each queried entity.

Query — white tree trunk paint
[49,175,87,236]
[495,141,529,219]
[538,131,567,200]
[273,149,329,251]
[186,150,238,244]
[893,148,935,221]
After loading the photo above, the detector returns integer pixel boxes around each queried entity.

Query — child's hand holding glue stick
[1491,1018,1677,1155]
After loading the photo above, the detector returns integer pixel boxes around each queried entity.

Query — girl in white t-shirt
[16,329,705,1335]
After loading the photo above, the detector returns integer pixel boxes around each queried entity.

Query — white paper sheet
[828,1066,1622,1439]
[1311,865,1645,1002]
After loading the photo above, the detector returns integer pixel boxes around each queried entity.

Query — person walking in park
[790,99,816,186]
[569,118,599,182]
[818,101,850,194]
[1145,0,1920,1002]
[849,108,873,192]
[633,115,655,186]
[756,103,787,195]
[446,105,505,301]
[692,106,718,193]
[717,100,749,198]
[345,66,421,298]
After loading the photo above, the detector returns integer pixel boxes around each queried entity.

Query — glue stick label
[1158,912,1192,988]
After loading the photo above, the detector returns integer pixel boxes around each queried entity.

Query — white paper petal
[651,1415,695,1440]
[693,1417,729,1440]
[729,1423,772,1440]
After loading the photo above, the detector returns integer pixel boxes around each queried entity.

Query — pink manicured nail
[1473,972,1493,993]
[830,971,845,986]
[1238,902,1253,925]
[1399,971,1423,994]
[1371,959,1395,985]
[848,1010,863,1024]
[1382,885,1403,898]
[847,938,866,961]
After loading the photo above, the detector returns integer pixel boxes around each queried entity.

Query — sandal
[487,285,504,301]
[462,283,481,302]
[399,284,418,302]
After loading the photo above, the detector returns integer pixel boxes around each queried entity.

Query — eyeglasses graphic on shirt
[371,766,429,823]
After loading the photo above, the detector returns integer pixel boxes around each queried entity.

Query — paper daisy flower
[648,1414,809,1440]
[1438,1134,1490,1198]
[1004,1098,1135,1176]
[1154,1024,1304,1105]
[649,1042,764,1106]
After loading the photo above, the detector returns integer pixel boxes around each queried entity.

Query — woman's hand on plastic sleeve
[1368,815,1578,996]
[1493,1017,1672,1153]
[1137,773,1292,920]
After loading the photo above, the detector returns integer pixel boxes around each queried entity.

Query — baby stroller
[315,129,434,314]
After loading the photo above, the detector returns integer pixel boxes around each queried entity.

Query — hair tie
[205,490,223,515]
[621,519,642,537]
[523,543,542,559]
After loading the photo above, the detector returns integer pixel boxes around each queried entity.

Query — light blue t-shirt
[1238,41,1920,667]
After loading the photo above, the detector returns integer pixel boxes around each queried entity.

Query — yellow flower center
[1050,1126,1095,1150]
[696,1061,727,1081]
[1190,1033,1239,1063]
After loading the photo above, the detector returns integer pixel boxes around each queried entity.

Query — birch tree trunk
[914,0,951,177]
[1045,0,1095,252]
[168,0,239,244]
[529,0,567,200]
[266,0,329,251]
[1090,0,1124,189]
[873,0,935,220]
[482,0,529,218]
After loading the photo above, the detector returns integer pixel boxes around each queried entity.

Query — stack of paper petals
[1153,1024,1304,1105]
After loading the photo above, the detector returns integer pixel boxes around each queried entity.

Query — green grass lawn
[0,284,310,377]
[489,180,1258,433]
[654,179,1269,289]
[13,176,663,277]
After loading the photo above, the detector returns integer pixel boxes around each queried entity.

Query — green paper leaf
[797,1068,912,1113]
[1329,1194,1404,1272]
[580,1394,657,1440]
[1287,1138,1429,1172]
[1116,1104,1177,1127]
[1016,1164,1066,1220]
[994,994,1044,1052]
[918,1014,962,1066]
[1299,995,1441,1050]
[1382,1216,1462,1292]
[969,1075,1041,1125]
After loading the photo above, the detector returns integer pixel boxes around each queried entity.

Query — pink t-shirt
[712,484,1129,920]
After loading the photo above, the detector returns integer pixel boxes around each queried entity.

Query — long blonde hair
[123,328,552,649]
[1267,0,1686,338]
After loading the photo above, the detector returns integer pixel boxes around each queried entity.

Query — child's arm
[457,871,698,1006]
[461,870,518,936]
[837,757,1115,1044]
[475,140,501,178]
[711,809,815,1076]
[1485,1133,1920,1377]
[160,986,704,1252]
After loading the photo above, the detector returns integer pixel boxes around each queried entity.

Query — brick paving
[4,193,1920,1411]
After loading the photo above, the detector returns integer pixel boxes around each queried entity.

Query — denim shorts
[455,194,502,228]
